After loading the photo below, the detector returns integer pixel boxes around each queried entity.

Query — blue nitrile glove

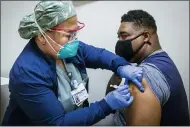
[104,85,133,110]
[117,65,144,92]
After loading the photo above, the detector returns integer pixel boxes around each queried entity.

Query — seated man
[106,10,189,126]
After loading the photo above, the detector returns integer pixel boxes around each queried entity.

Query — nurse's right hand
[104,84,133,110]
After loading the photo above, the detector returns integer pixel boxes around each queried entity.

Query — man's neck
[136,34,162,64]
[137,46,162,64]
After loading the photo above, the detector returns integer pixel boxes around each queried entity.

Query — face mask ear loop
[33,10,61,54]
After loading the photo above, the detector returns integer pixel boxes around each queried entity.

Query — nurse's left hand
[117,65,144,92]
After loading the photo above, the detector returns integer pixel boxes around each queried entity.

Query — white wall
[1,1,189,125]
[1,1,40,77]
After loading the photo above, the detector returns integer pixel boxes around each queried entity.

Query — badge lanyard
[62,60,89,106]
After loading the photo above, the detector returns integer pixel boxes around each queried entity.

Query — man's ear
[143,31,151,45]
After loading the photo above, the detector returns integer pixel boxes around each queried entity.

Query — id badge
[71,83,89,106]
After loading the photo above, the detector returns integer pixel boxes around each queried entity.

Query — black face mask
[115,33,145,61]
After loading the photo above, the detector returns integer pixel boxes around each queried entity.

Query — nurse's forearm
[81,42,130,72]
[32,99,112,126]
[59,99,112,126]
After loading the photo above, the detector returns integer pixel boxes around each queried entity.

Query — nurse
[2,1,144,126]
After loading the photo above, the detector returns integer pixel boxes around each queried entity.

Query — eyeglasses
[48,21,85,41]
[50,21,85,33]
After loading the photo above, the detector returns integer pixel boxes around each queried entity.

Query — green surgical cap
[18,1,76,39]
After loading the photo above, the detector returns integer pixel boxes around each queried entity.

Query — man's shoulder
[141,50,181,82]
[142,51,175,69]
[139,62,171,106]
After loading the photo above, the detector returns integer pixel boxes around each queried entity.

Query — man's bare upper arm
[124,78,161,125]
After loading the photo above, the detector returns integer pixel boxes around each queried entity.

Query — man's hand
[117,65,144,92]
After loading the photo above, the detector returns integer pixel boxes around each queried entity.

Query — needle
[110,84,131,90]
